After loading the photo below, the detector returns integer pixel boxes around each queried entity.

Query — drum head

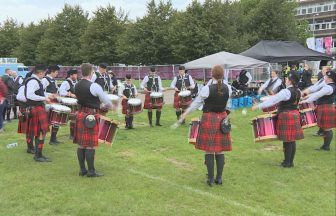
[107,94,119,101]
[150,92,163,98]
[61,98,77,105]
[50,104,71,113]
[128,98,142,105]
[178,90,191,97]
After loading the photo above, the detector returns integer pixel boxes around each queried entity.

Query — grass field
[0,106,335,216]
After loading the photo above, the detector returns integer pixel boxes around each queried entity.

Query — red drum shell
[300,108,317,129]
[98,116,119,145]
[189,118,200,144]
[252,114,278,142]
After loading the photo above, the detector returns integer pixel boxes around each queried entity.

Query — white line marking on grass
[128,169,279,216]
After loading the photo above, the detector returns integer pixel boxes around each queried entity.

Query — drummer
[252,71,304,168]
[180,65,232,186]
[74,63,114,177]
[170,66,195,123]
[258,70,283,95]
[25,65,55,162]
[59,69,78,139]
[92,63,114,93]
[119,74,138,129]
[141,66,164,127]
[41,65,61,145]
[301,69,336,151]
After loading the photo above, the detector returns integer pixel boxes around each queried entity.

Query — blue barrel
[231,98,239,109]
[239,97,245,108]
[245,96,253,107]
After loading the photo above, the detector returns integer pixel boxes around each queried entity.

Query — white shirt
[13,76,23,85]
[140,75,163,92]
[41,75,57,91]
[26,74,46,102]
[89,82,112,107]
[91,72,114,91]
[206,79,228,86]
[302,83,335,103]
[307,78,326,93]
[118,83,138,97]
[258,87,293,109]
[59,78,77,97]
[170,74,195,89]
[186,80,232,113]
[259,77,282,93]
[237,71,252,84]
[16,85,26,102]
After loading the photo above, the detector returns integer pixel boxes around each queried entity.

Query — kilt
[121,99,128,114]
[144,92,162,109]
[17,107,28,134]
[173,92,180,109]
[73,109,100,148]
[277,110,304,142]
[316,104,336,130]
[196,112,232,152]
[26,105,50,137]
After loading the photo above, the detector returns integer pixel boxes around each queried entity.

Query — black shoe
[280,162,292,168]
[207,178,214,186]
[313,132,324,137]
[34,156,51,162]
[26,148,35,154]
[156,123,162,126]
[87,172,104,177]
[79,170,88,176]
[215,179,222,185]
[149,124,153,127]
[315,146,330,151]
[49,140,61,145]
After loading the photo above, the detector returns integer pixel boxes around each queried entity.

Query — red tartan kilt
[316,104,336,129]
[17,115,27,134]
[121,99,128,114]
[196,112,232,152]
[73,111,100,148]
[174,92,192,109]
[144,93,162,109]
[26,106,50,137]
[277,110,304,142]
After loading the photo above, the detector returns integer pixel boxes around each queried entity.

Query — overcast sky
[0,0,205,25]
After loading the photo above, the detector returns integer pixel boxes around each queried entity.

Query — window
[324,5,329,11]
[322,24,327,29]
[315,24,320,30]
[18,68,23,71]
[316,7,321,12]
[302,9,306,14]
[331,22,336,29]
[334,4,336,10]
[308,8,313,13]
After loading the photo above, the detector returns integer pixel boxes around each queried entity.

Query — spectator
[0,78,8,132]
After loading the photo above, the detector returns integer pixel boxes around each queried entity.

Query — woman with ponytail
[252,71,304,168]
[301,69,336,151]
[180,65,232,186]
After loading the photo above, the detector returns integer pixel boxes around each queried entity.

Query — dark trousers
[0,101,4,129]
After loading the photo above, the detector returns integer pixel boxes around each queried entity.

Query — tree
[36,4,88,65]
[0,18,21,57]
[80,5,128,64]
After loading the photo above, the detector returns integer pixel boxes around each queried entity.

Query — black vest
[75,79,100,109]
[66,79,76,94]
[277,87,300,113]
[239,71,248,84]
[95,72,111,92]
[24,77,44,107]
[317,83,336,105]
[123,83,136,98]
[13,76,22,95]
[265,78,279,92]
[2,75,14,94]
[175,74,191,90]
[45,76,58,93]
[146,75,159,92]
[203,83,229,113]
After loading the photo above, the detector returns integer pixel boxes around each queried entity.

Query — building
[296,0,336,56]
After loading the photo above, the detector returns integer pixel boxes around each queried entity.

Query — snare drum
[61,98,78,121]
[127,98,142,115]
[150,92,164,108]
[260,96,278,113]
[299,102,315,110]
[189,118,200,144]
[98,115,119,145]
[178,90,192,108]
[107,94,119,106]
[252,113,278,142]
[49,104,71,126]
[300,108,317,129]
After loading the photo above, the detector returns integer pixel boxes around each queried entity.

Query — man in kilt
[119,74,138,129]
[59,69,78,139]
[25,65,54,162]
[74,63,114,177]
[1,68,15,122]
[42,65,61,145]
[253,71,304,168]
[170,66,195,123]
[141,67,164,127]
[301,69,336,151]
[180,65,232,186]
[12,71,23,119]
[92,63,114,93]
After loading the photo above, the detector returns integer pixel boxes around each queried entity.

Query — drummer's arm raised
[189,76,195,89]
[258,79,269,94]
[301,85,333,103]
[257,89,290,110]
[180,86,209,121]
[140,76,148,91]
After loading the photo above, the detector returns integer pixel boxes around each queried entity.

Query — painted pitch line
[128,169,279,216]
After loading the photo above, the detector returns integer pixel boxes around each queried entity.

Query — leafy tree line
[0,0,310,66]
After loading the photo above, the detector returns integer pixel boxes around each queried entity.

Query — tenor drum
[127,98,142,115]
[189,118,200,144]
[48,104,71,126]
[300,108,317,129]
[260,96,278,113]
[178,90,192,108]
[98,116,119,145]
[61,98,78,121]
[252,114,278,142]
[150,92,164,108]
[299,102,315,110]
